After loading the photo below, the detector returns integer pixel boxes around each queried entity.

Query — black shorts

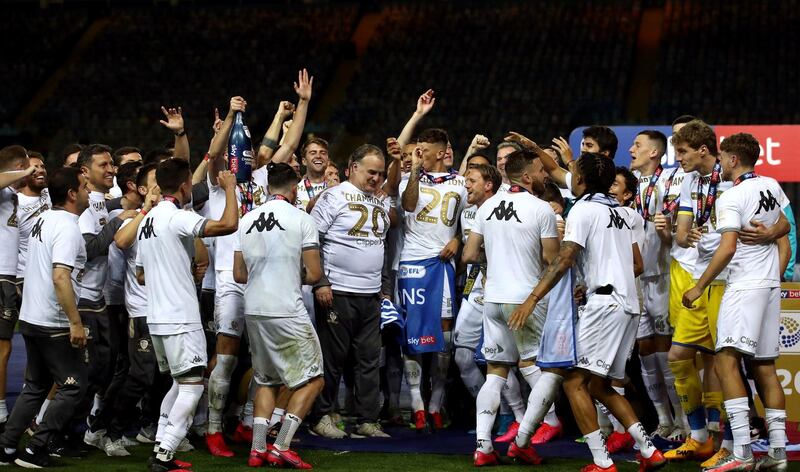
[0,277,20,340]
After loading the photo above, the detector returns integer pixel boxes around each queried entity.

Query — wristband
[203,153,210,161]
[261,137,279,150]
[174,129,186,137]
[139,208,148,216]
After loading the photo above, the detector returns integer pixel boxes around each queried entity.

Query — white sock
[270,407,286,427]
[765,408,787,459]
[502,370,526,423]
[36,399,51,425]
[274,413,302,451]
[475,374,505,450]
[721,438,733,451]
[161,384,203,453]
[640,353,672,427]
[156,381,180,444]
[455,348,485,398]
[544,404,560,427]
[586,429,613,468]
[725,397,752,460]
[91,393,103,417]
[657,351,685,427]
[0,399,7,421]
[628,422,655,458]
[429,345,451,413]
[404,357,425,412]
[519,364,542,390]
[252,417,269,453]
[515,372,562,447]
[242,378,257,428]
[208,354,237,434]
[596,401,612,432]
[193,378,209,430]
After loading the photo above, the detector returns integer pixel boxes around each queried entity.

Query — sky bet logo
[407,336,436,346]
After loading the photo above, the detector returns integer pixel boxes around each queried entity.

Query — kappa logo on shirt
[755,190,779,215]
[606,208,630,230]
[246,212,285,233]
[139,217,157,240]
[30,218,44,242]
[486,200,521,223]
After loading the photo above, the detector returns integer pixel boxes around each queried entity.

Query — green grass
[52,444,781,471]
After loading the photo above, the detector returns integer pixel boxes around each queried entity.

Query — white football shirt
[399,173,467,261]
[77,191,111,301]
[16,189,51,278]
[208,167,268,271]
[563,195,640,314]
[0,187,20,276]
[677,170,733,281]
[136,200,207,329]
[295,177,327,212]
[473,190,558,304]
[311,181,391,293]
[235,198,318,317]
[661,168,697,273]
[117,218,147,319]
[633,170,672,277]
[715,175,786,289]
[20,209,86,328]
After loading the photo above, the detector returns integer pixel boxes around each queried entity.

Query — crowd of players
[0,71,791,472]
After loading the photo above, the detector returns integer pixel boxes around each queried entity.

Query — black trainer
[14,445,51,468]
[150,456,187,472]
[0,448,15,466]
[48,433,88,458]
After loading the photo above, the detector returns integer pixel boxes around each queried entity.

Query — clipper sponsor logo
[739,336,757,349]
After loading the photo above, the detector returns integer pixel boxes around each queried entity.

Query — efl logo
[399,265,426,279]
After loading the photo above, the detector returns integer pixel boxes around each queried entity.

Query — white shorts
[482,297,548,364]
[301,285,316,322]
[454,289,484,350]
[442,270,453,319]
[152,329,207,377]
[245,315,323,389]
[214,270,245,337]
[716,287,781,360]
[575,294,639,380]
[637,275,672,339]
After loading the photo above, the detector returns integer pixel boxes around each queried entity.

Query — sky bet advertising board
[569,125,799,182]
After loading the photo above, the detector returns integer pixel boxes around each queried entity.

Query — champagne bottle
[227,111,253,183]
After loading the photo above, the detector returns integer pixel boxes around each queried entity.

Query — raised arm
[114,187,160,249]
[401,148,423,213]
[160,106,189,161]
[459,134,489,175]
[271,69,314,165]
[257,101,294,167]
[208,97,246,186]
[397,89,435,148]
[0,166,35,190]
[193,109,223,185]
[384,137,403,197]
[201,171,239,237]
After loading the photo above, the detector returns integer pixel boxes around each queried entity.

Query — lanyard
[237,181,255,215]
[508,185,529,194]
[420,168,459,184]
[734,171,758,186]
[634,165,662,224]
[270,194,290,202]
[163,195,180,206]
[695,160,721,227]
[661,167,681,215]
[304,178,326,200]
